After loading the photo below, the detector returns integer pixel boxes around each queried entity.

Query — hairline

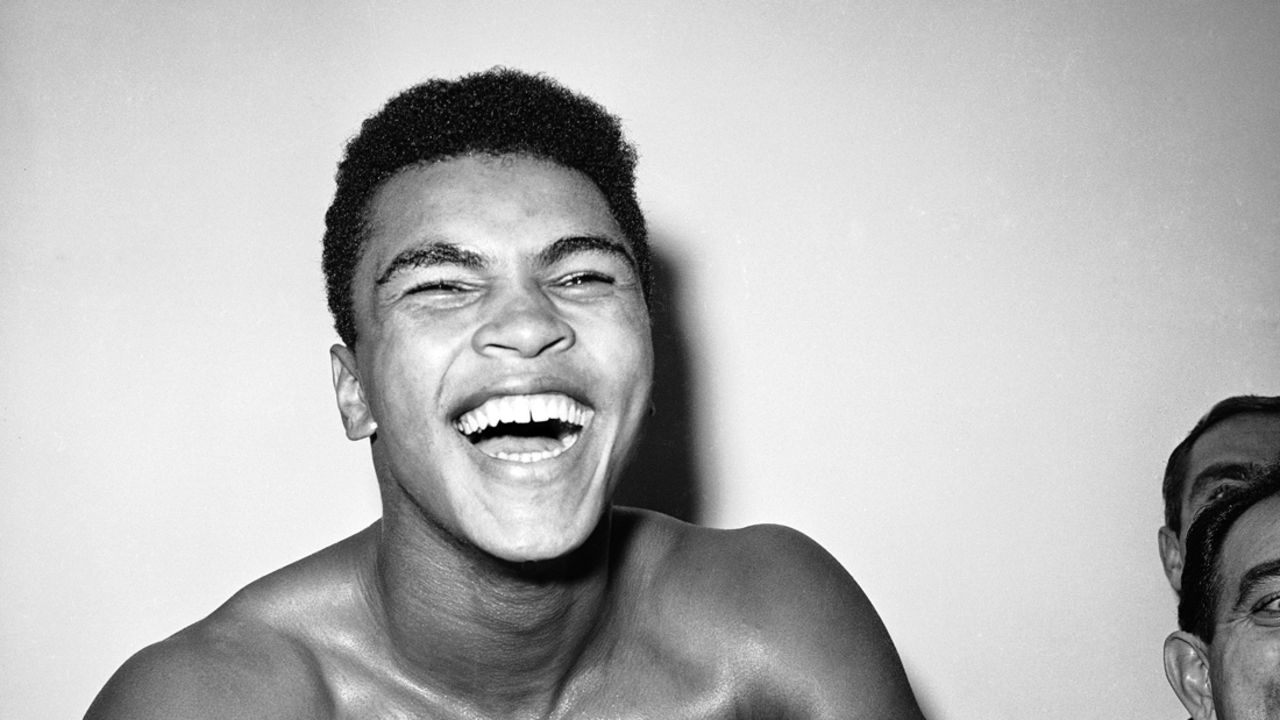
[323,69,652,351]
[1162,398,1280,534]
[346,151,648,352]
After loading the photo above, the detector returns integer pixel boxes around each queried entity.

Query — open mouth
[453,393,593,463]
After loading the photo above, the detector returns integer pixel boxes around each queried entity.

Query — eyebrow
[375,243,486,287]
[535,235,637,273]
[1233,557,1280,612]
[374,235,636,288]
[1188,461,1256,500]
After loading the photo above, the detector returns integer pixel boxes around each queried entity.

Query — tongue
[474,435,563,457]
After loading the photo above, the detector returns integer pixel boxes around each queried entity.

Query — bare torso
[86,508,922,719]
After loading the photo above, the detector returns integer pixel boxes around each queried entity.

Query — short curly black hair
[322,67,650,348]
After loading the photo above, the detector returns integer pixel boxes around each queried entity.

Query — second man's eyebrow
[1234,557,1280,612]
[375,243,487,287]
[535,235,636,273]
[1189,461,1257,497]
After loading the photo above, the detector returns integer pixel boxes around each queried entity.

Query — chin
[473,506,606,563]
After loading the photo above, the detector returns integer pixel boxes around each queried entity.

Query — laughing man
[85,68,924,720]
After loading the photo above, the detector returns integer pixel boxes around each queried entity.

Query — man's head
[323,67,651,350]
[324,70,655,563]
[1158,396,1280,592]
[1164,462,1280,720]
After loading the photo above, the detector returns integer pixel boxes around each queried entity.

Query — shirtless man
[1157,396,1280,592]
[85,68,924,719]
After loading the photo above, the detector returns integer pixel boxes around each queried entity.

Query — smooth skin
[86,155,923,719]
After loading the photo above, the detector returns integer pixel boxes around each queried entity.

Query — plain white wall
[2,1,1277,718]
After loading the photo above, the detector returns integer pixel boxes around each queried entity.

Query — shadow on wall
[614,247,704,524]
[611,247,942,720]
[902,657,941,720]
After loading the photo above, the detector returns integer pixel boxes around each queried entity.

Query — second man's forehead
[1192,413,1280,465]
[1183,417,1280,493]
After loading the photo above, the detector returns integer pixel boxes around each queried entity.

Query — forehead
[1181,413,1280,504]
[1218,494,1280,594]
[362,154,622,265]
[1188,413,1280,473]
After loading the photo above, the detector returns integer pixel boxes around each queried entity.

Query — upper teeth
[454,393,590,435]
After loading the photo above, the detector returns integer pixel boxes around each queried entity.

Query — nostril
[473,304,575,357]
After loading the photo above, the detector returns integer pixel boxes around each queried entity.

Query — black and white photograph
[2,2,1277,718]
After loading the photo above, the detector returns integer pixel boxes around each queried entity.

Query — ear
[330,344,377,441]
[1164,631,1216,720]
[1159,525,1185,593]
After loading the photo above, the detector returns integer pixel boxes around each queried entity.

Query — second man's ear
[329,345,378,441]
[1158,525,1185,593]
[1163,631,1215,720]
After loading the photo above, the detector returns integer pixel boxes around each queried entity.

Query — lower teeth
[489,433,579,463]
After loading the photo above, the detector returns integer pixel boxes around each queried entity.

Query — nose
[472,283,575,358]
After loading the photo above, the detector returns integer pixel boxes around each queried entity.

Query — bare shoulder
[84,529,374,720]
[615,509,924,720]
[83,610,332,720]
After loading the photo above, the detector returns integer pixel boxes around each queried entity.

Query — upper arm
[728,525,926,720]
[84,629,330,720]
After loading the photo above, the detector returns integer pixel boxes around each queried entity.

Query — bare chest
[318,641,759,720]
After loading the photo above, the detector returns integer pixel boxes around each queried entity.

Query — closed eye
[547,270,621,301]
[400,280,482,309]
[558,271,615,287]
[406,281,474,294]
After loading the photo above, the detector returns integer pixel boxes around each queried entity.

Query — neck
[358,488,614,717]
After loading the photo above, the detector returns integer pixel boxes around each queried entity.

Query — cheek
[1263,644,1280,716]
[607,330,654,406]
[610,306,654,373]
[1215,635,1280,715]
[572,302,651,377]
[365,338,453,425]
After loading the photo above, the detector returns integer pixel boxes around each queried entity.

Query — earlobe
[1159,525,1185,593]
[330,344,378,441]
[1164,631,1215,720]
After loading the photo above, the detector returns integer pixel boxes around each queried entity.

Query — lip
[448,373,596,422]
[459,418,591,470]
[446,373,599,469]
